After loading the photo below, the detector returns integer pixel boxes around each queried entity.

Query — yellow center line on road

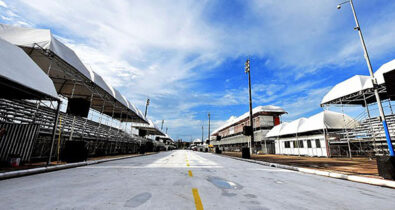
[192,188,204,210]
[188,170,193,177]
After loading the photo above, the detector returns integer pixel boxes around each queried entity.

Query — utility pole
[245,58,254,154]
[202,125,204,143]
[144,98,150,117]
[337,0,394,156]
[161,120,164,130]
[208,112,211,144]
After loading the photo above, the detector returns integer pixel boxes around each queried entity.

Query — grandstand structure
[0,24,168,164]
[211,106,286,153]
[321,59,395,157]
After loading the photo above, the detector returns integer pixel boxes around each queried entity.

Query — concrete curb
[0,153,157,180]
[219,154,395,189]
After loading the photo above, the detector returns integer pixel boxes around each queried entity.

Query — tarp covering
[0,24,147,123]
[321,59,395,105]
[0,24,92,80]
[132,119,164,136]
[0,37,58,99]
[211,105,287,136]
[266,110,358,137]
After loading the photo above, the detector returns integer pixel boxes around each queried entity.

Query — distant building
[211,105,287,153]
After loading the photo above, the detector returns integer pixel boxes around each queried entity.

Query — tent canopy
[0,37,58,100]
[211,105,287,136]
[0,24,147,123]
[321,59,395,106]
[266,110,358,138]
[132,119,164,136]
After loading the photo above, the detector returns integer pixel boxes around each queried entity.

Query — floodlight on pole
[245,58,254,155]
[144,98,150,117]
[337,0,394,156]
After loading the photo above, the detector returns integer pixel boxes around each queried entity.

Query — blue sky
[1,0,395,141]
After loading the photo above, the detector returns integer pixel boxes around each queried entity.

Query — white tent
[279,118,307,136]
[321,75,371,105]
[298,110,358,133]
[0,24,147,123]
[266,122,289,138]
[374,59,395,84]
[0,37,58,100]
[132,119,164,136]
[0,24,92,80]
[266,110,358,137]
[321,59,395,106]
[211,105,286,135]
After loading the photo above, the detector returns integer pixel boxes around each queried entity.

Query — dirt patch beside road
[222,152,379,178]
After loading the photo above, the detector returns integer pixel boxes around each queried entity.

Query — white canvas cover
[211,105,286,135]
[133,119,164,136]
[321,59,395,105]
[374,59,395,84]
[0,24,92,80]
[0,37,58,99]
[266,110,358,137]
[321,75,370,105]
[279,118,307,136]
[266,122,289,138]
[298,110,358,133]
[0,24,147,123]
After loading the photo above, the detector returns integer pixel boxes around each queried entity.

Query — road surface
[1,150,395,209]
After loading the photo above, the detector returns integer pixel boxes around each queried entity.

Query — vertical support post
[201,125,204,144]
[340,100,352,158]
[245,58,254,154]
[47,100,61,166]
[208,112,211,144]
[349,0,394,156]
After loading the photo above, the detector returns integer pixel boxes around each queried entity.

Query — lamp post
[144,98,150,117]
[208,112,211,144]
[337,0,394,156]
[245,58,254,155]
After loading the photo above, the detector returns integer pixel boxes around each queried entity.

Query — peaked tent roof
[266,110,358,138]
[132,119,164,136]
[0,37,58,100]
[266,122,289,138]
[321,59,395,106]
[0,24,147,123]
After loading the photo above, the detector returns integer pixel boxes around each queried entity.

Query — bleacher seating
[0,98,146,160]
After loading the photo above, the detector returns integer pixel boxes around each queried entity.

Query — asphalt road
[1,150,395,210]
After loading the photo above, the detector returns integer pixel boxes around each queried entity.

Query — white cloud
[0,0,7,8]
[2,0,395,140]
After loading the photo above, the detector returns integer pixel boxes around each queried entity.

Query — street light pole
[144,98,150,118]
[245,59,254,154]
[338,0,394,156]
[202,125,204,143]
[208,112,211,144]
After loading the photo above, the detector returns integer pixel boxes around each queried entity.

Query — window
[315,139,321,148]
[307,140,312,148]
[284,141,290,148]
[299,140,304,148]
[292,141,297,148]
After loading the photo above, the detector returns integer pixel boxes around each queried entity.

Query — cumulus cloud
[1,0,395,139]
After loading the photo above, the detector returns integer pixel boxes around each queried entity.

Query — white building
[266,110,358,157]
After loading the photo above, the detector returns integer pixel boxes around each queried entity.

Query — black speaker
[384,70,395,100]
[139,129,147,137]
[243,126,252,136]
[60,141,88,163]
[66,98,90,117]
[242,147,250,159]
